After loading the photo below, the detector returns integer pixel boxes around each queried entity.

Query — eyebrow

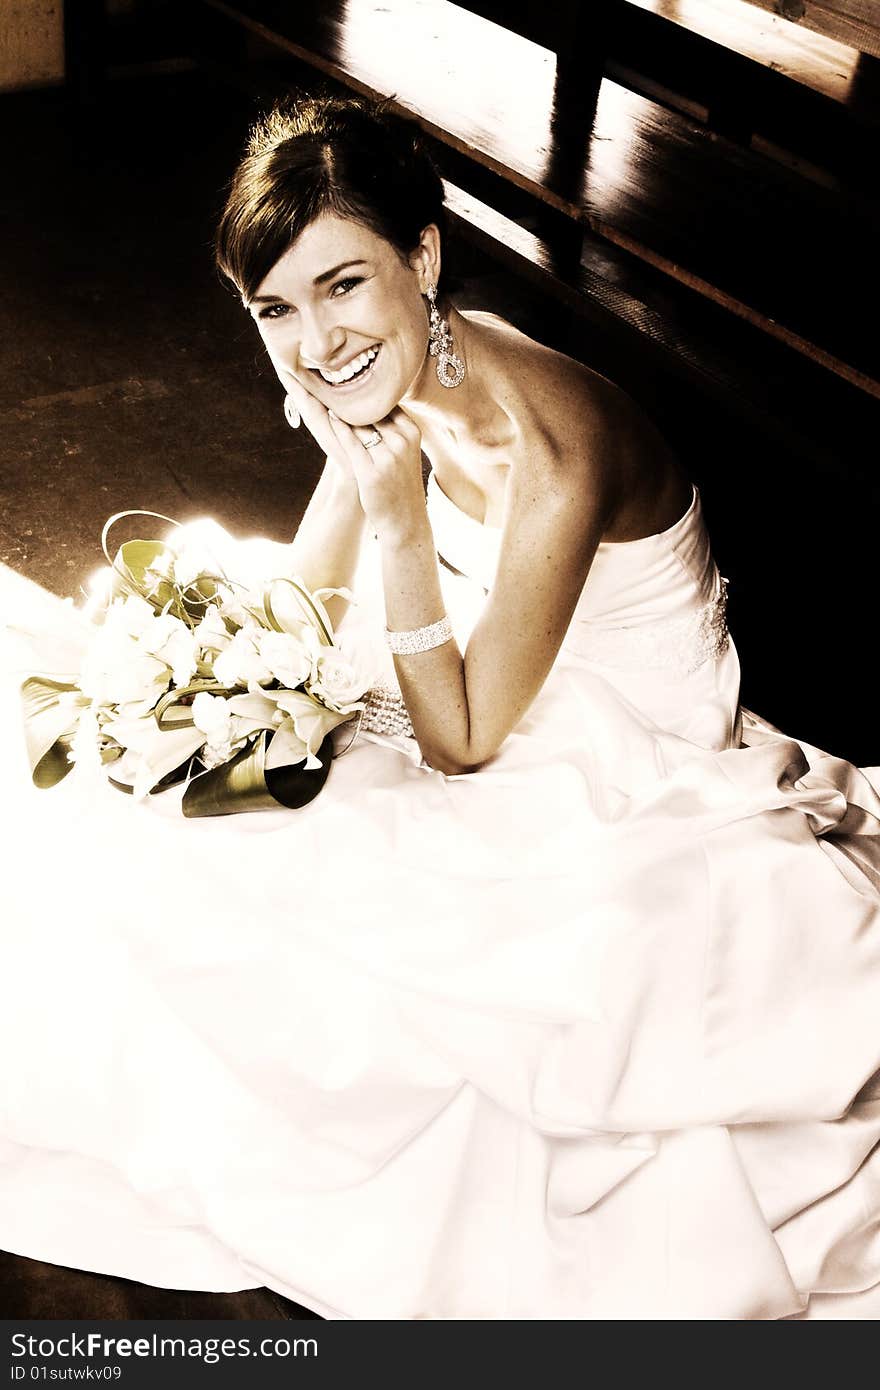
[249,260,369,304]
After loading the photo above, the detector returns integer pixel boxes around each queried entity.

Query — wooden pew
[740,0,880,57]
[601,0,880,186]
[198,0,879,403]
[611,0,876,113]
[419,1,879,190]
[440,176,877,470]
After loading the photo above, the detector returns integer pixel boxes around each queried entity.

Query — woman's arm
[312,392,616,776]
[280,369,617,778]
[380,451,613,774]
[270,362,369,630]
[286,460,367,630]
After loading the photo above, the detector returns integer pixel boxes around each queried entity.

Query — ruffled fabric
[0,479,878,1320]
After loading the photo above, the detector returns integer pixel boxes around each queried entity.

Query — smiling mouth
[312,345,381,389]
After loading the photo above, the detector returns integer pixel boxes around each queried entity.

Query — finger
[284,378,341,457]
[325,415,375,504]
[372,410,421,457]
[283,395,300,429]
[383,407,422,442]
[327,412,384,468]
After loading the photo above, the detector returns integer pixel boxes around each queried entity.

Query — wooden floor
[0,1250,319,1319]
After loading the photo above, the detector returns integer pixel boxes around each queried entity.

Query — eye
[257,303,291,321]
[331,276,363,297]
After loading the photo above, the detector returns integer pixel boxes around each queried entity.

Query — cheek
[401,317,430,386]
[256,322,300,372]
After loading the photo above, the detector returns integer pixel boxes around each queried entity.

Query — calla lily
[274,689,352,756]
[264,721,311,770]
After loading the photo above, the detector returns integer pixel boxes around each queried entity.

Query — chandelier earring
[426,283,465,388]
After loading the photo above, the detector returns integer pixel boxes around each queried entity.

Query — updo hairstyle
[215,94,448,304]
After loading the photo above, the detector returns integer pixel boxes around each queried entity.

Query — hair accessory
[426,284,465,389]
[283,395,300,429]
[386,614,454,655]
[361,430,383,449]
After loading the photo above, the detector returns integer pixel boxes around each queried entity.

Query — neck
[400,309,498,451]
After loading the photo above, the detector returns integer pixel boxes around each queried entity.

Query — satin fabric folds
[1,479,879,1320]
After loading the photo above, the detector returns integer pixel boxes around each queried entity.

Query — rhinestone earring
[426,284,465,388]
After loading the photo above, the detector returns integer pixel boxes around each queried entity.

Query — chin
[329,390,402,429]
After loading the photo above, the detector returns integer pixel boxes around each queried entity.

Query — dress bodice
[425,470,730,680]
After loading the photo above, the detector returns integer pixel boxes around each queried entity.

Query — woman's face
[247,211,438,427]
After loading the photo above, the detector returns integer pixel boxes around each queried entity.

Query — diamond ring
[361,430,383,450]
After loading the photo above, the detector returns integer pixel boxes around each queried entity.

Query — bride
[2,94,879,1321]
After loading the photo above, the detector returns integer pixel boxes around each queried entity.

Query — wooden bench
[739,0,880,57]
[603,0,880,183]
[197,0,879,400]
[440,177,877,469]
[608,0,878,116]
[420,1,879,190]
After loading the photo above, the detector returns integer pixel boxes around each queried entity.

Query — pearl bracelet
[386,614,454,655]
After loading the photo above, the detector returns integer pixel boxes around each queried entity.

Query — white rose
[309,646,367,713]
[215,583,255,631]
[172,543,216,592]
[211,628,273,689]
[192,691,233,743]
[257,630,312,689]
[194,605,230,648]
[163,625,198,687]
[191,691,246,768]
[67,704,102,774]
[103,594,155,640]
[138,612,197,688]
[79,621,170,715]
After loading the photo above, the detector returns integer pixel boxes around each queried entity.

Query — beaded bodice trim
[358,576,729,745]
[358,475,730,743]
[567,577,730,676]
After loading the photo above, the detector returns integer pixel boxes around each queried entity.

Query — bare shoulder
[462,311,692,539]
[463,308,628,437]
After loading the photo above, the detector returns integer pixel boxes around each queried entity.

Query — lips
[313,345,380,388]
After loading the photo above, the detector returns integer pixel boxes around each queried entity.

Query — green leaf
[101,509,180,567]
[104,723,206,796]
[110,539,176,611]
[20,676,82,789]
[153,681,232,730]
[263,577,333,645]
[182,731,332,817]
[107,759,192,797]
[179,573,221,621]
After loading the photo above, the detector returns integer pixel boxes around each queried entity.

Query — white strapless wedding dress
[1,475,879,1320]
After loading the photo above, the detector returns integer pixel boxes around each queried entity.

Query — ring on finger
[361,430,383,450]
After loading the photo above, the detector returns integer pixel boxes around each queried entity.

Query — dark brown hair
[215,94,448,302]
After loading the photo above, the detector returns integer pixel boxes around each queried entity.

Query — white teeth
[318,346,378,385]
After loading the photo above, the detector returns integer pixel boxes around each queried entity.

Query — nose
[297,305,345,369]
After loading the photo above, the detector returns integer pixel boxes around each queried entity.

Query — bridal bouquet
[20,512,373,816]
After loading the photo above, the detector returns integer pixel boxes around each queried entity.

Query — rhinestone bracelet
[386,614,454,655]
[358,685,416,740]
